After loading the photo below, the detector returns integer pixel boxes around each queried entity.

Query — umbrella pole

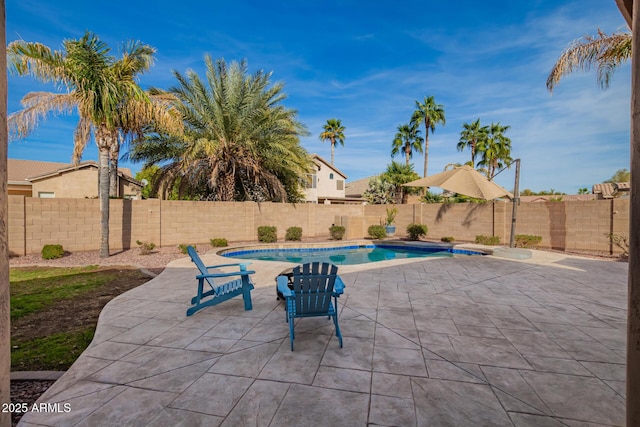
[509,159,521,248]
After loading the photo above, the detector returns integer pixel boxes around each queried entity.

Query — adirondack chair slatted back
[291,262,338,316]
[185,246,255,316]
[279,261,343,350]
[188,246,215,289]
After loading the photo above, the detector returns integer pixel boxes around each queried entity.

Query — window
[336,180,344,190]
[329,173,334,179]
[305,174,317,189]
[38,192,55,198]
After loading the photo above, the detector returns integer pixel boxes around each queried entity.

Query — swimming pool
[221,243,483,265]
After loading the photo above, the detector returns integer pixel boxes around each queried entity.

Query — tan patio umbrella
[403,165,513,200]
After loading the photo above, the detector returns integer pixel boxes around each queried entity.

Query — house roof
[345,175,378,197]
[310,154,347,179]
[8,158,142,187]
[8,159,70,183]
[519,194,596,202]
[592,182,630,198]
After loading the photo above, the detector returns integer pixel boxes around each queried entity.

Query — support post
[627,1,640,424]
[509,159,521,248]
[0,2,10,425]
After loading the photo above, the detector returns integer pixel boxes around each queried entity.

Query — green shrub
[177,244,193,254]
[41,244,64,260]
[329,225,345,240]
[475,235,500,245]
[258,226,277,243]
[368,225,387,240]
[441,236,455,243]
[384,207,398,226]
[136,240,156,255]
[210,238,228,247]
[285,227,303,241]
[406,224,428,240]
[514,234,542,248]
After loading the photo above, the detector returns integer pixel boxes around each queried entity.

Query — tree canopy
[128,56,311,202]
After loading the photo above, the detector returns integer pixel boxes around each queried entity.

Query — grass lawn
[10,266,152,371]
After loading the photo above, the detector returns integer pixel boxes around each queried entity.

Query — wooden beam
[617,0,633,27]
[628,0,640,425]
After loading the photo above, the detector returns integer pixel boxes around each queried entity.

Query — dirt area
[11,266,152,344]
[9,247,189,426]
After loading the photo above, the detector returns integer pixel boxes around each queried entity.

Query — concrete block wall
[7,196,631,256]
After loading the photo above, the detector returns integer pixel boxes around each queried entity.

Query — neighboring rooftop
[592,182,630,199]
[8,159,70,183]
[345,175,377,198]
[8,158,136,182]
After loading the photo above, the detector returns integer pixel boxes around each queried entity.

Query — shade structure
[403,165,513,200]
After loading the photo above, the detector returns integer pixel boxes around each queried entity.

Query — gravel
[10,245,193,275]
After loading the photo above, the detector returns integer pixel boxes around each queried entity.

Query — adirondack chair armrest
[196,270,256,280]
[277,276,294,297]
[205,262,252,270]
[334,277,345,295]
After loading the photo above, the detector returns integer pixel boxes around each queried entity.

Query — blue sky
[6,0,631,194]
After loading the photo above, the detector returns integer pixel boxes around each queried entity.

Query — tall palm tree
[319,118,345,165]
[475,122,512,179]
[128,56,311,202]
[547,28,631,92]
[411,95,446,177]
[391,123,423,166]
[457,118,488,164]
[108,91,182,197]
[7,32,168,257]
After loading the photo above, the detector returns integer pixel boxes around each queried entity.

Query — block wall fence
[7,195,630,256]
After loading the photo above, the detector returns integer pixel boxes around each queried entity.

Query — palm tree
[475,122,512,179]
[108,91,182,197]
[381,161,421,204]
[547,28,631,92]
[7,32,168,257]
[457,118,488,164]
[391,123,423,166]
[128,56,311,202]
[319,118,345,165]
[411,95,446,177]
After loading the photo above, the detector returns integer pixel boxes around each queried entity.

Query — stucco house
[8,159,143,199]
[303,154,359,204]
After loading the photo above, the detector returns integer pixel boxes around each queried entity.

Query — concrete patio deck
[18,248,628,426]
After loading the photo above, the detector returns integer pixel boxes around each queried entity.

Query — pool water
[222,244,482,265]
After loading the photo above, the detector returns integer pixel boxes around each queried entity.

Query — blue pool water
[222,244,483,265]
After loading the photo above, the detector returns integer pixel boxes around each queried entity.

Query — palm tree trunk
[95,127,112,258]
[331,140,335,165]
[405,147,410,166]
[219,173,235,201]
[109,136,119,198]
[423,119,429,177]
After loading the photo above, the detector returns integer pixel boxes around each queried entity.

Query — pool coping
[217,239,487,259]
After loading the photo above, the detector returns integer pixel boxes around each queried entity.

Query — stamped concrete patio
[18,248,627,426]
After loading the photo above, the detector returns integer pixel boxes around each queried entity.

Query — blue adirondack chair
[276,262,345,351]
[186,246,255,317]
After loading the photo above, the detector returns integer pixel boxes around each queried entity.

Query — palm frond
[547,28,632,91]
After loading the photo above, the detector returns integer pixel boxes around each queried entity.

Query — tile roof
[8,159,70,182]
[519,194,596,202]
[592,182,630,198]
[345,175,378,197]
[9,158,136,183]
